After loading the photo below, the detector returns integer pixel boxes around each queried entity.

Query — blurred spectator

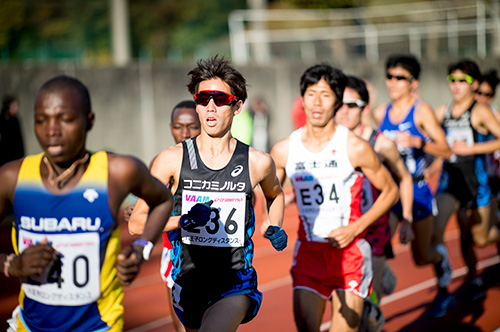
[250,97,270,153]
[0,95,25,166]
[291,94,306,129]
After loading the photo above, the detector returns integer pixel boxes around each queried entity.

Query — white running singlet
[285,125,363,242]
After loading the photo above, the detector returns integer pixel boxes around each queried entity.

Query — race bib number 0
[18,230,100,306]
[181,190,246,248]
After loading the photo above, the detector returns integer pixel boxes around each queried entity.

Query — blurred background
[0,0,499,163]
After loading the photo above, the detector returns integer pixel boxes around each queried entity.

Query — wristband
[3,254,15,277]
[132,239,154,261]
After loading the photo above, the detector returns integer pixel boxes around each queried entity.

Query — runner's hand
[117,247,141,286]
[9,239,57,278]
[180,200,217,231]
[265,225,288,251]
[399,219,415,244]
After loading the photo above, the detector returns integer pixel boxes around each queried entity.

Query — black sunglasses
[475,90,494,98]
[386,74,414,82]
[194,90,238,107]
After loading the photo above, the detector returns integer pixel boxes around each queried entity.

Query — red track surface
[1,190,499,331]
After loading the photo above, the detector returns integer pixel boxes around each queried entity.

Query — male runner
[271,63,399,332]
[372,54,453,318]
[128,55,287,332]
[0,75,173,331]
[435,60,500,300]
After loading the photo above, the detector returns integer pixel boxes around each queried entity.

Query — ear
[233,100,243,116]
[86,112,95,131]
[471,80,479,91]
[410,79,419,91]
[361,104,371,117]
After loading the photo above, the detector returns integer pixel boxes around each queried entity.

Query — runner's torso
[285,125,363,242]
[13,151,122,332]
[171,138,255,282]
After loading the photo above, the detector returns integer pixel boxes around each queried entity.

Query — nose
[47,118,61,136]
[206,97,217,111]
[313,94,322,105]
[181,127,191,140]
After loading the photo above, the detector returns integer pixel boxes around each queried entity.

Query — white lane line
[381,255,499,305]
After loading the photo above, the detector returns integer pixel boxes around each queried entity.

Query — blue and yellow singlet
[12,151,123,332]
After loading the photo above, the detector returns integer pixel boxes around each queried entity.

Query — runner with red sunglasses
[128,55,287,332]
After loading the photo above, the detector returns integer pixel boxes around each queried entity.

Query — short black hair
[38,75,91,115]
[447,59,481,81]
[170,100,196,123]
[346,76,369,106]
[187,55,247,103]
[480,69,500,96]
[299,63,347,114]
[386,54,421,80]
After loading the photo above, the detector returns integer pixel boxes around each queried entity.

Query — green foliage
[129,0,246,61]
[0,0,110,63]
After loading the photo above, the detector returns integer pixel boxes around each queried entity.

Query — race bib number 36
[18,230,101,306]
[181,190,246,248]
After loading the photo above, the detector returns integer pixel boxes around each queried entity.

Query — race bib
[181,190,246,248]
[447,127,474,162]
[18,230,101,306]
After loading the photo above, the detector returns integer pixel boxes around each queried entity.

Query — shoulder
[107,152,147,179]
[414,100,435,116]
[434,103,448,121]
[473,101,494,115]
[373,102,389,119]
[347,131,378,167]
[347,130,372,156]
[249,147,274,169]
[155,144,183,167]
[270,136,291,167]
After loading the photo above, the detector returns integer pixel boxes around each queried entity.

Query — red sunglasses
[193,90,238,107]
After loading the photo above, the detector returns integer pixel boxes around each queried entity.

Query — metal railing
[229,0,500,65]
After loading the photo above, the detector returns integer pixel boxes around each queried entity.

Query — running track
[1,190,499,331]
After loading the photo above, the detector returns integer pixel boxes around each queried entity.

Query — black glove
[180,200,217,231]
[265,225,288,251]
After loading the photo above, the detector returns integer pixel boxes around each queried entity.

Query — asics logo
[83,189,99,203]
[231,165,244,177]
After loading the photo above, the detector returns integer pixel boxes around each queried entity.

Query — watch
[132,238,154,261]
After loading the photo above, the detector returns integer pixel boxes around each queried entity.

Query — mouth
[46,145,63,155]
[206,117,217,126]
[311,111,323,119]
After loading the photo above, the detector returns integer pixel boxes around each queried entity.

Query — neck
[392,93,415,109]
[43,152,90,189]
[302,120,337,149]
[197,131,235,157]
[454,93,475,110]
[353,122,364,136]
